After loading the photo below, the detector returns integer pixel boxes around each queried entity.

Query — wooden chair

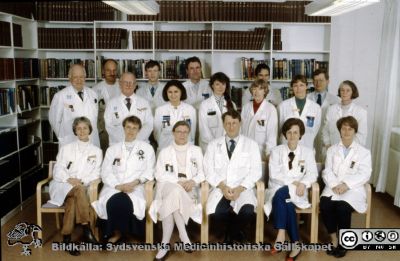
[36,161,101,242]
[145,180,155,243]
[200,180,265,243]
[353,183,372,228]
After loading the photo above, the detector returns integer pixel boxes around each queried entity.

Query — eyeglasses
[174,131,189,135]
[121,81,136,86]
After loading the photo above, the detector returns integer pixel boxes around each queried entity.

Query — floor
[1,190,400,261]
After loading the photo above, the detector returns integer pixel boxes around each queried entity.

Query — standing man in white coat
[204,110,262,243]
[104,72,153,145]
[92,59,120,152]
[320,116,371,258]
[241,63,282,107]
[48,117,102,256]
[182,56,212,109]
[307,69,339,162]
[92,116,155,243]
[136,60,166,113]
[49,64,100,147]
[278,75,321,150]
[241,79,278,160]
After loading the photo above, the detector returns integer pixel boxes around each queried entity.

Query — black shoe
[223,232,232,244]
[334,248,347,258]
[153,250,170,261]
[327,246,337,256]
[63,235,81,256]
[232,230,246,243]
[83,225,99,244]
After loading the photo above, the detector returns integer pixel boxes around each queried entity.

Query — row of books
[0,58,15,81]
[280,86,316,101]
[0,21,11,46]
[36,1,115,21]
[38,28,93,49]
[128,1,330,23]
[0,88,16,116]
[155,30,211,50]
[240,58,270,80]
[273,29,283,51]
[40,59,96,79]
[14,58,40,79]
[96,28,128,49]
[40,85,66,106]
[214,28,269,50]
[16,85,40,111]
[0,2,34,19]
[272,59,329,80]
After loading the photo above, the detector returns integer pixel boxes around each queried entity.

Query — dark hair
[172,120,191,132]
[250,79,269,98]
[338,80,359,99]
[255,63,270,75]
[336,116,358,133]
[312,68,329,80]
[222,109,241,123]
[122,115,142,129]
[281,118,305,139]
[102,58,118,68]
[209,72,234,110]
[72,116,93,135]
[185,56,202,70]
[145,60,161,71]
[162,79,187,102]
[290,75,308,87]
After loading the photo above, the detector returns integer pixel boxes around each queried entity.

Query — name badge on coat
[306,116,315,127]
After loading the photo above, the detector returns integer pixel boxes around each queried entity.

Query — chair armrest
[36,177,52,208]
[256,180,265,205]
[310,182,320,206]
[145,180,155,208]
[365,183,372,210]
[201,181,209,206]
[88,178,102,203]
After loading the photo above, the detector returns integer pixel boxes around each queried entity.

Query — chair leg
[37,210,43,241]
[201,214,208,244]
[146,214,153,244]
[55,213,61,229]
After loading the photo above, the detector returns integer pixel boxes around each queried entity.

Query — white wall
[328,2,385,149]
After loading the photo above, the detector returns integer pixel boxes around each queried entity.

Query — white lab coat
[321,141,371,213]
[154,102,197,151]
[104,94,154,145]
[322,102,368,147]
[183,79,212,109]
[242,87,282,107]
[204,135,262,215]
[149,144,205,224]
[136,82,166,113]
[49,85,99,147]
[241,99,278,157]
[278,97,321,149]
[307,91,340,162]
[263,144,317,217]
[198,96,236,152]
[48,141,102,206]
[91,140,155,220]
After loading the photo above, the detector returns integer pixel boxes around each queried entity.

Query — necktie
[316,93,322,106]
[228,139,236,158]
[78,91,83,101]
[215,96,224,112]
[126,97,131,110]
[288,152,295,170]
[150,86,155,97]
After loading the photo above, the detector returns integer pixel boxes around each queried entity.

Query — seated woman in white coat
[278,75,321,150]
[149,121,205,261]
[264,118,317,260]
[320,116,371,258]
[48,116,102,256]
[154,80,197,152]
[322,80,368,149]
[92,116,155,243]
[199,72,236,152]
[204,110,262,243]
[241,79,278,160]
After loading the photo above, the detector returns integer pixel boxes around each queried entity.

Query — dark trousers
[213,197,254,238]
[272,186,299,242]
[320,196,354,234]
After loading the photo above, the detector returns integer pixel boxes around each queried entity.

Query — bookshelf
[0,12,45,224]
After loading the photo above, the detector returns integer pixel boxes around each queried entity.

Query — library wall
[329,2,384,149]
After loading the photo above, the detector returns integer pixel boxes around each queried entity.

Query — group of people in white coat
[47,59,372,260]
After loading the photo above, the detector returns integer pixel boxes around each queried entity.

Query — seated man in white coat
[92,115,155,243]
[104,72,153,145]
[49,64,99,147]
[278,74,321,150]
[204,110,262,243]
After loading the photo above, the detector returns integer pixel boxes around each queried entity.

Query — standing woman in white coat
[199,72,236,152]
[48,117,102,256]
[264,118,317,260]
[154,80,197,152]
[322,80,368,149]
[278,75,321,150]
[241,79,278,160]
[149,121,205,261]
[92,116,155,243]
[320,116,371,258]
